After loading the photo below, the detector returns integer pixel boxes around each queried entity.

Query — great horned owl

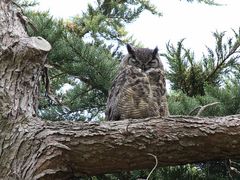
[106,44,169,121]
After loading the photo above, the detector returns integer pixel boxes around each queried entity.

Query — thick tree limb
[2,115,240,179]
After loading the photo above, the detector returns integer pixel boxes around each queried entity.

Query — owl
[106,44,169,121]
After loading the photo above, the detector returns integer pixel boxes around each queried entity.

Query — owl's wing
[105,68,127,121]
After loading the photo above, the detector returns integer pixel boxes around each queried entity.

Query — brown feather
[106,45,169,121]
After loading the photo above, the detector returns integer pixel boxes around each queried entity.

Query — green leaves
[183,0,221,6]
[39,32,119,121]
[54,34,119,95]
[164,29,240,97]
[26,11,65,46]
[163,39,206,96]
[25,0,161,121]
[203,30,240,84]
[15,0,39,8]
[168,82,240,117]
[166,38,240,116]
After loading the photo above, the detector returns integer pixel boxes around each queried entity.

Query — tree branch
[3,115,240,179]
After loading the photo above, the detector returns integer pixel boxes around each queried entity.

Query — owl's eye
[148,59,159,68]
[128,57,138,66]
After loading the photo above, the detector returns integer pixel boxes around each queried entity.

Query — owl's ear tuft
[126,44,135,55]
[152,46,159,58]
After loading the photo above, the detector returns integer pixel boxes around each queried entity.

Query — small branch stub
[21,36,52,52]
[32,36,52,52]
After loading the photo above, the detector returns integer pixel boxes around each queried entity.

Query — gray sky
[36,0,240,59]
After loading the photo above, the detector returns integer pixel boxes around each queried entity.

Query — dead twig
[146,153,158,180]
[196,102,220,117]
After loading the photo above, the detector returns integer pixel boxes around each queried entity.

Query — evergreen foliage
[168,83,240,117]
[184,0,220,5]
[163,30,240,97]
[24,0,162,121]
[15,0,39,7]
[27,11,119,120]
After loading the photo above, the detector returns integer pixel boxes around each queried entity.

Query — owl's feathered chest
[106,44,168,121]
[106,66,166,120]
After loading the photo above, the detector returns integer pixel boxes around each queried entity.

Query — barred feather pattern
[106,45,169,121]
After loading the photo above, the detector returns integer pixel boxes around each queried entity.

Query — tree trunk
[1,1,240,180]
[0,1,51,119]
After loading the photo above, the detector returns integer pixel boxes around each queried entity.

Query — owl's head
[121,44,163,71]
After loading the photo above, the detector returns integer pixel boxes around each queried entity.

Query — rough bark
[0,1,51,119]
[1,1,240,180]
[1,115,240,179]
